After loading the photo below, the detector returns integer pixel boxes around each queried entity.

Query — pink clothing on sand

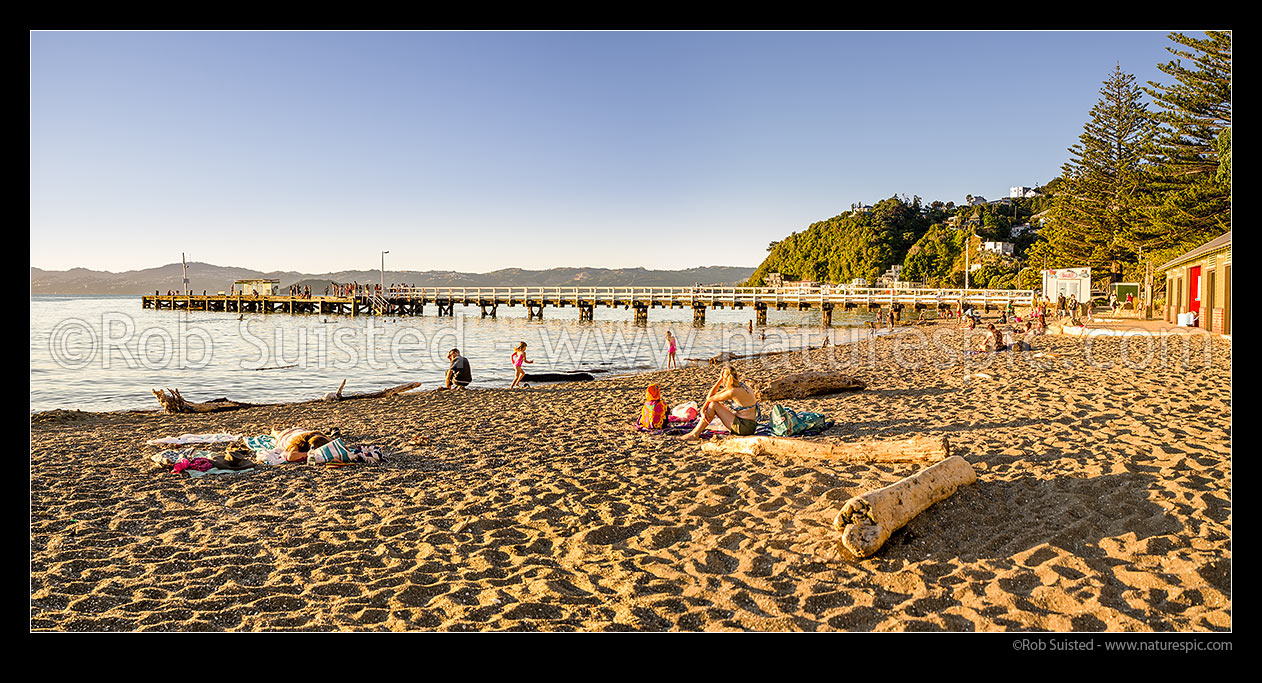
[512,352,524,369]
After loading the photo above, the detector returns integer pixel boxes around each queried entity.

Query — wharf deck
[141,286,1037,324]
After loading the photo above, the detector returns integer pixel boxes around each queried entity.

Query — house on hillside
[982,241,1014,257]
[783,280,818,292]
[1010,186,1039,198]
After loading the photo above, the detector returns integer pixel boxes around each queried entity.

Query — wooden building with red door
[1158,231,1232,334]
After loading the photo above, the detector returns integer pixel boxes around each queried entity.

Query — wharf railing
[383,286,1036,307]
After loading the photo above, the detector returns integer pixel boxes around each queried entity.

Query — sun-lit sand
[29,327,1231,631]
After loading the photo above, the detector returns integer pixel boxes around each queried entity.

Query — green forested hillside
[746,194,1041,289]
[745,196,934,286]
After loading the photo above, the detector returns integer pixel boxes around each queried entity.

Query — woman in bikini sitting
[678,366,761,441]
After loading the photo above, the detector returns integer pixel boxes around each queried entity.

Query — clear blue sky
[31,30,1182,274]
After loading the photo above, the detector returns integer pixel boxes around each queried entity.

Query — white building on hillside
[983,241,1014,256]
[1010,186,1039,198]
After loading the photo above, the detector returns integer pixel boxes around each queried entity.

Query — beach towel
[145,432,242,446]
[241,435,287,466]
[187,467,254,478]
[172,457,215,474]
[631,417,775,439]
[150,447,198,468]
[639,385,668,429]
[308,438,354,465]
[244,435,277,452]
[354,445,385,464]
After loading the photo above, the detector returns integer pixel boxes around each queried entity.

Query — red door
[1189,266,1202,317]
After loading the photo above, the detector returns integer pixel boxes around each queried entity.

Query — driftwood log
[153,380,423,414]
[522,371,596,383]
[322,380,422,401]
[756,370,866,401]
[832,455,976,558]
[690,346,823,366]
[700,435,948,463]
[151,388,265,414]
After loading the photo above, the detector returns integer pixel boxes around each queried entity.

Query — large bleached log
[700,435,948,462]
[757,370,866,400]
[832,455,976,558]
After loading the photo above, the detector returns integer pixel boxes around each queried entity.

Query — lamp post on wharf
[381,251,389,294]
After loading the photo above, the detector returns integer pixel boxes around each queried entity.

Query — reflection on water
[31,295,888,412]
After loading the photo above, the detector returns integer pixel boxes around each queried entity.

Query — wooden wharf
[142,286,1037,325]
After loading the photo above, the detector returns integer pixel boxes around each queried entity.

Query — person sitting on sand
[988,323,1005,351]
[678,366,761,441]
[509,341,533,388]
[443,348,472,390]
[1019,322,1038,350]
[972,324,996,352]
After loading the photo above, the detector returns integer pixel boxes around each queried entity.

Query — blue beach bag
[770,405,827,436]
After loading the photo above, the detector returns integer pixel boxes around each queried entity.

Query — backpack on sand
[770,405,828,436]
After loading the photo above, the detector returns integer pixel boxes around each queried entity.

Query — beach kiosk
[235,279,280,296]
[1041,267,1091,303]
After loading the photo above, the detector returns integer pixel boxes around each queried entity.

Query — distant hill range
[30,263,756,295]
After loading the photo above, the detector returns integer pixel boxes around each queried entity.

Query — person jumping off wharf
[443,348,472,390]
[509,341,533,389]
[677,366,760,441]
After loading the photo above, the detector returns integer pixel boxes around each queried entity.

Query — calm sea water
[30,295,885,412]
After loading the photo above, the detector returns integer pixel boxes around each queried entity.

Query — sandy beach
[29,327,1231,632]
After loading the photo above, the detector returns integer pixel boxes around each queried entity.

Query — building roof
[1157,231,1232,272]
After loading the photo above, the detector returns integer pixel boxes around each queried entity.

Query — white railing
[379,286,1036,306]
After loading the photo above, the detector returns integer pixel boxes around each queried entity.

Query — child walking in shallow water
[510,341,533,388]
[666,330,678,370]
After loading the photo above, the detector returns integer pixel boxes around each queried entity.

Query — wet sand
[30,328,1231,631]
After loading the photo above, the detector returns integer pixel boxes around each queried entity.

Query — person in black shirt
[444,348,472,389]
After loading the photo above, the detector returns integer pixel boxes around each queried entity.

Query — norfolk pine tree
[1036,64,1153,280]
[1134,31,1231,264]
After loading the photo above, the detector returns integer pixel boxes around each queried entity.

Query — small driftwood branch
[323,379,349,401]
[338,381,423,400]
[699,346,822,366]
[700,435,948,462]
[832,455,976,558]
